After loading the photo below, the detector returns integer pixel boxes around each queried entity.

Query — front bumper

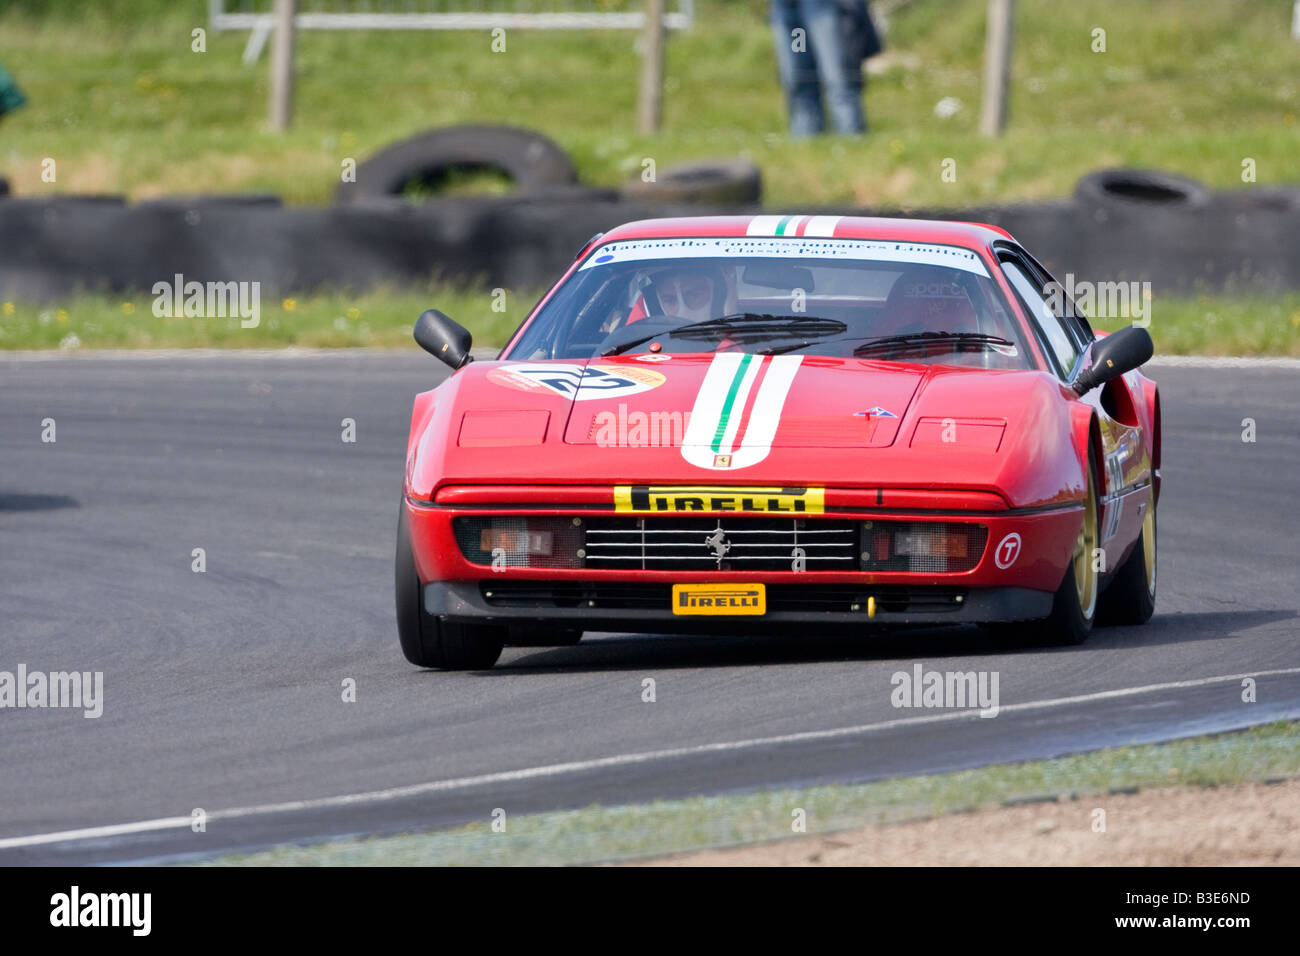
[406,489,1083,597]
[423,579,1054,631]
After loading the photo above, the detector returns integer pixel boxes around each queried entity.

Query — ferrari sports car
[396,216,1158,669]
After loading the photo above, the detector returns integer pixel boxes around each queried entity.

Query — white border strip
[2,665,1297,851]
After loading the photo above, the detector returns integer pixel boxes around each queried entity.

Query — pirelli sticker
[672,583,766,616]
[613,485,825,514]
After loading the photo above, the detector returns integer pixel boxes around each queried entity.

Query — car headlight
[453,516,584,569]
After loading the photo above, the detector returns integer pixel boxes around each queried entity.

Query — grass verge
[1,1,1297,208]
[3,288,1298,355]
[198,719,1300,866]
[0,285,533,350]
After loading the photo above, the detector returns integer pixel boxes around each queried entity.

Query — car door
[995,245,1153,566]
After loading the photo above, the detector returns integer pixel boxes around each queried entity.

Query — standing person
[770,0,882,138]
[0,61,25,196]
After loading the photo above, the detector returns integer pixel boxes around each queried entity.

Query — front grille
[452,514,988,573]
[480,581,967,614]
[583,517,859,572]
[481,581,672,610]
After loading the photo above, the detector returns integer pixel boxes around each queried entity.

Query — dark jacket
[839,0,884,62]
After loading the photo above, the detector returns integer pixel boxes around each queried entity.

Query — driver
[632,262,737,325]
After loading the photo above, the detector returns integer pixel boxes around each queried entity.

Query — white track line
[3,665,1298,851]
[0,347,415,361]
[1147,355,1300,369]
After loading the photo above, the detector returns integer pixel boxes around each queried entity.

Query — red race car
[396,216,1158,669]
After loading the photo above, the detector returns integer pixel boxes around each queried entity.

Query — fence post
[638,0,666,134]
[268,0,296,132]
[979,0,1014,137]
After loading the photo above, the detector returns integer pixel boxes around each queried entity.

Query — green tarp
[0,62,26,117]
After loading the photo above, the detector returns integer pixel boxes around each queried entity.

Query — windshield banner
[580,236,991,277]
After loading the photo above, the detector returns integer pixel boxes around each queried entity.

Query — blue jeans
[770,0,866,137]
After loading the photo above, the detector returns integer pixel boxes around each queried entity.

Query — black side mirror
[1071,325,1153,395]
[414,309,473,369]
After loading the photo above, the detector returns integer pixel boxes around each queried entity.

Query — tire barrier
[136,195,283,210]
[917,190,1300,297]
[335,124,578,204]
[1212,185,1300,215]
[1073,168,1212,210]
[36,194,127,207]
[2,171,1298,303]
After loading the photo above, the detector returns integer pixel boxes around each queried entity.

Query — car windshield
[505,236,1033,369]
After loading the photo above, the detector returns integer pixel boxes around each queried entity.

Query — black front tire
[1034,565,1094,646]
[1097,505,1157,626]
[395,504,504,670]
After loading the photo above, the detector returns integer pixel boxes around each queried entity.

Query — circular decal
[634,353,672,362]
[487,363,666,401]
[994,533,1022,569]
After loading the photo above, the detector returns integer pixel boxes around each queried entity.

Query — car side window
[1026,254,1094,348]
[1000,259,1079,379]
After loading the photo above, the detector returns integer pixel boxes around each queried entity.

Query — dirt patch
[629,779,1300,866]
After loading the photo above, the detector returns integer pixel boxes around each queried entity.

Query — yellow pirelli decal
[672,583,766,616]
[613,485,825,514]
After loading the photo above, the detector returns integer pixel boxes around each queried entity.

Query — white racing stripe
[2,665,1298,851]
[801,215,842,237]
[746,215,785,237]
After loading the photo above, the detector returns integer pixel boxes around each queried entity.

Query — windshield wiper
[601,314,846,357]
[852,331,1017,357]
[760,335,859,355]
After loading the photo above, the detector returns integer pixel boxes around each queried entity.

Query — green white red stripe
[746,215,841,238]
[682,353,803,470]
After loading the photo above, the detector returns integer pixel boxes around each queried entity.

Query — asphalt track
[0,350,1296,865]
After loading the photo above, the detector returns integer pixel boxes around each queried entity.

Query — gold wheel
[1142,505,1157,598]
[1072,462,1099,619]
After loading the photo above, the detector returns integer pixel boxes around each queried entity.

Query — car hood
[556,353,921,453]
[411,354,1081,509]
